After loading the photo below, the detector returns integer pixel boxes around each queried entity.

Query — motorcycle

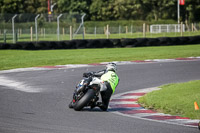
[69,73,101,111]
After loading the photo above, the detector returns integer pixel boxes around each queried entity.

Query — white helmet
[106,63,117,72]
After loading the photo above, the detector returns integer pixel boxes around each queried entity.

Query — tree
[57,0,71,13]
[58,0,92,19]
[112,0,145,20]
[24,0,47,14]
[1,0,24,13]
[142,0,176,21]
[0,0,200,22]
[89,0,105,20]
[185,0,200,22]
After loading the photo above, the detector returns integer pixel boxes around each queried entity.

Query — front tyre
[68,101,74,109]
[73,89,95,111]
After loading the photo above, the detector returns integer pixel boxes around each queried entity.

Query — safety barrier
[0,36,200,50]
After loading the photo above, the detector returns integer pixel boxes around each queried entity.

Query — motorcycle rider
[83,62,119,111]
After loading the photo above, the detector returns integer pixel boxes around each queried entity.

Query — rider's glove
[83,73,88,77]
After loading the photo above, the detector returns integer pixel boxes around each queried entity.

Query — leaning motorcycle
[69,73,100,111]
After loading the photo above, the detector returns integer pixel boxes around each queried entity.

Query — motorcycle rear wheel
[73,89,95,111]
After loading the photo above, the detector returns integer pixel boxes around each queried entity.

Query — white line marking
[113,96,141,99]
[166,119,200,124]
[0,76,42,93]
[0,57,200,74]
[112,111,197,128]
[110,101,138,104]
[132,113,167,118]
[110,87,199,128]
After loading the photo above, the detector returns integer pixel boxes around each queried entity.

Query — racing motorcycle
[69,73,101,111]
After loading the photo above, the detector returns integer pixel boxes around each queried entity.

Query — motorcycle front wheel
[68,101,74,108]
[73,89,95,111]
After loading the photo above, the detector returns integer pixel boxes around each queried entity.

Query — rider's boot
[97,102,107,111]
[90,103,96,109]
[90,97,99,109]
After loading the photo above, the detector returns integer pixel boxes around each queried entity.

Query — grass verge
[0,44,200,70]
[138,80,200,119]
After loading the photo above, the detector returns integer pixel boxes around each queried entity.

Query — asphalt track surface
[0,60,200,133]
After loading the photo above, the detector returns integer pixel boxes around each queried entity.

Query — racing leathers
[83,69,119,111]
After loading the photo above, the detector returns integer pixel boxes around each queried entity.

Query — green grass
[0,44,200,70]
[138,80,200,119]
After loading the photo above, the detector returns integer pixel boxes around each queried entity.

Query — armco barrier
[0,36,200,50]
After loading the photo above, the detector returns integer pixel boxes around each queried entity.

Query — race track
[0,60,200,133]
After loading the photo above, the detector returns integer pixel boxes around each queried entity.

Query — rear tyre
[73,89,95,111]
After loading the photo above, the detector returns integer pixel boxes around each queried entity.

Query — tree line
[0,0,200,22]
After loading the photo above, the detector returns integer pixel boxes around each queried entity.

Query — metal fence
[0,13,200,43]
[0,13,82,43]
[150,24,186,33]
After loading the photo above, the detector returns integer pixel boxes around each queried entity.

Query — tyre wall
[0,36,200,50]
